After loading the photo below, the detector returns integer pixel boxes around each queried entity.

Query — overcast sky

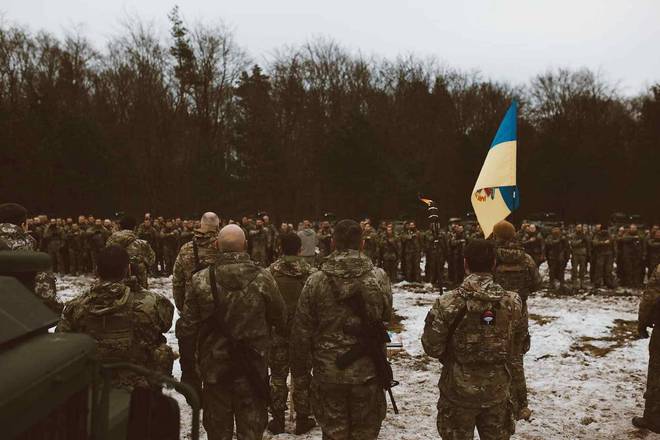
[2,0,659,95]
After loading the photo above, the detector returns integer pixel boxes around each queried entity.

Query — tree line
[1,8,658,225]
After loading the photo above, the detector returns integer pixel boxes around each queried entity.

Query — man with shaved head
[179,223,286,439]
[173,211,221,391]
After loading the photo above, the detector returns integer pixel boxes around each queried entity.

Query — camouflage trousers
[203,377,268,440]
[547,259,566,286]
[592,253,614,288]
[425,252,446,287]
[269,334,312,416]
[511,303,530,414]
[644,335,660,423]
[436,397,515,440]
[163,246,177,275]
[571,255,588,289]
[382,259,398,283]
[404,253,421,282]
[310,378,386,440]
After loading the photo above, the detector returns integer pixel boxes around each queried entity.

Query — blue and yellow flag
[470,102,520,238]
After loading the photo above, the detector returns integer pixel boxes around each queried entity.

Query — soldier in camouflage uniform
[422,239,524,440]
[378,223,400,282]
[43,218,65,273]
[620,225,645,287]
[448,224,468,285]
[0,203,61,313]
[362,223,379,265]
[545,227,570,291]
[249,219,269,267]
[521,224,545,267]
[65,223,84,275]
[591,227,616,289]
[633,264,660,433]
[317,221,334,259]
[291,219,392,440]
[106,216,156,289]
[425,225,448,289]
[160,220,180,276]
[56,245,175,389]
[137,218,158,274]
[179,220,194,248]
[179,224,286,440]
[88,219,111,273]
[401,221,423,282]
[492,221,541,421]
[266,232,317,435]
[569,224,590,291]
[173,212,220,392]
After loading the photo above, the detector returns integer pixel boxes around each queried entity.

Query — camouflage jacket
[621,233,645,260]
[172,230,218,311]
[494,240,541,301]
[362,230,379,262]
[317,229,333,258]
[268,255,317,328]
[568,233,590,258]
[0,223,61,313]
[379,234,400,261]
[179,251,286,384]
[401,230,423,255]
[106,230,155,289]
[545,235,570,261]
[56,280,174,390]
[639,264,659,330]
[592,230,615,256]
[290,249,392,384]
[160,227,180,249]
[425,231,448,258]
[521,232,545,261]
[87,226,110,251]
[422,273,524,408]
[647,238,660,268]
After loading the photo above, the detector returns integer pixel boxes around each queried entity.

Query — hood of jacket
[320,250,374,300]
[86,281,132,316]
[215,251,261,290]
[194,229,218,246]
[458,273,507,302]
[270,255,311,278]
[108,230,137,247]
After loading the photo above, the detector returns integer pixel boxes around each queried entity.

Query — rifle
[208,265,271,404]
[335,283,399,414]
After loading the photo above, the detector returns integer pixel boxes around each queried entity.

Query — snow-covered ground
[56,265,659,440]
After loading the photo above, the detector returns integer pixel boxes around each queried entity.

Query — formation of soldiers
[1,201,659,439]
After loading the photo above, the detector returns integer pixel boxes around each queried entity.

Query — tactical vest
[77,287,145,365]
[272,271,305,324]
[452,294,513,365]
[494,248,531,301]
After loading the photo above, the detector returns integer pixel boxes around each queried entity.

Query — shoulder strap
[193,238,201,272]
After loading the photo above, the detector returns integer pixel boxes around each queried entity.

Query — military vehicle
[0,251,199,440]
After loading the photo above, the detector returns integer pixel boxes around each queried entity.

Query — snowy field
[56,264,659,440]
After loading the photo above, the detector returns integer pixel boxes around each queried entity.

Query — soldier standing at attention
[492,221,541,421]
[179,224,286,440]
[160,220,180,276]
[569,224,590,292]
[521,224,545,268]
[545,227,570,292]
[290,219,392,440]
[448,224,468,285]
[401,221,423,282]
[591,226,616,289]
[379,223,400,282]
[633,264,660,433]
[266,232,317,435]
[317,221,334,259]
[249,218,269,267]
[173,212,220,393]
[422,239,524,440]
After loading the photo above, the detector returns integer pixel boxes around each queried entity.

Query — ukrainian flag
[470,102,520,238]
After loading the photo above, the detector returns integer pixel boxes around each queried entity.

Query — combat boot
[633,417,660,433]
[518,406,532,421]
[295,415,316,435]
[267,411,285,434]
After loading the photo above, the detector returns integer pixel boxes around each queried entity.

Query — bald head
[200,212,220,233]
[218,224,246,252]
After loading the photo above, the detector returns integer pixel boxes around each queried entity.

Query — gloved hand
[638,326,650,339]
